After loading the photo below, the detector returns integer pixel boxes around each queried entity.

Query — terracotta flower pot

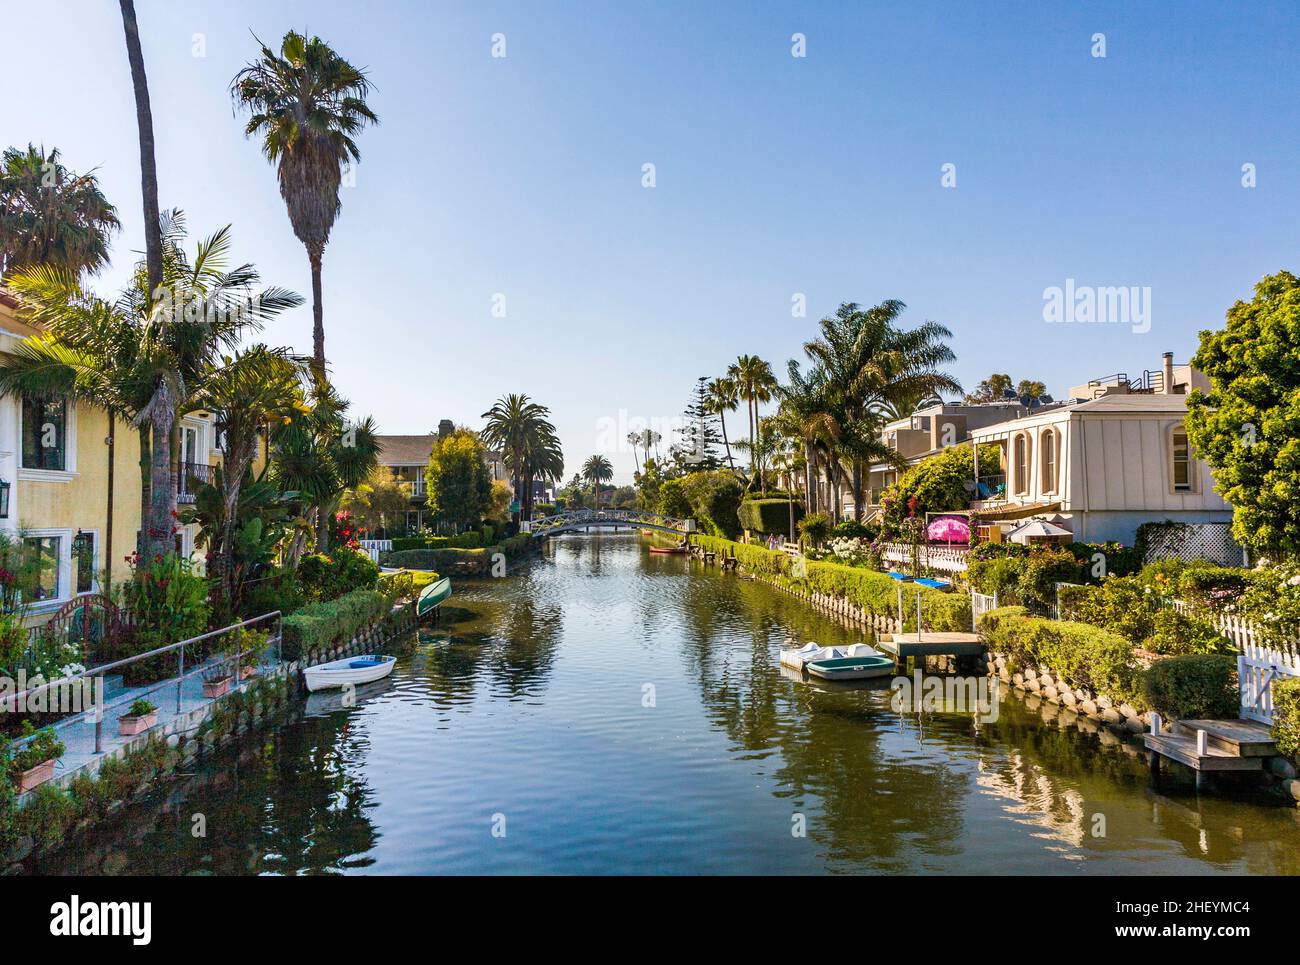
[118,712,158,736]
[202,676,232,699]
[16,758,56,792]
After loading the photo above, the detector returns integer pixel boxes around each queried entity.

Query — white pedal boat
[303,654,397,692]
[779,642,882,671]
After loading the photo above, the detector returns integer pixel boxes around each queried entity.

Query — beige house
[375,420,509,533]
[969,390,1231,545]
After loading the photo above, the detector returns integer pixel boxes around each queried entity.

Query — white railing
[358,539,392,563]
[879,542,970,574]
[1238,643,1300,724]
[971,590,998,630]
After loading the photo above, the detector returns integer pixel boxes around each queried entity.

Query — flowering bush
[298,546,380,603]
[825,536,874,568]
[119,553,211,671]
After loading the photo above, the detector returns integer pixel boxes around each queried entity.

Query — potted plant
[119,697,158,736]
[9,722,65,792]
[201,663,234,699]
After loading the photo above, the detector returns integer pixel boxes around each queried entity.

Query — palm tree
[480,394,563,521]
[704,377,740,475]
[118,0,163,296]
[626,431,641,473]
[0,145,120,278]
[802,300,961,518]
[270,380,380,555]
[727,355,778,487]
[0,211,303,559]
[190,345,307,594]
[581,455,613,509]
[231,31,378,384]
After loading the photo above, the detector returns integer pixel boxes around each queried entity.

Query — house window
[1013,433,1031,495]
[22,536,61,602]
[1040,429,1058,494]
[21,396,67,470]
[73,532,95,594]
[1172,429,1191,492]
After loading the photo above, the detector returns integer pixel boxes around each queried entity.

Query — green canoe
[417,576,452,617]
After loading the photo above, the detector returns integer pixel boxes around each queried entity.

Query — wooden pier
[1143,716,1276,790]
[877,631,985,661]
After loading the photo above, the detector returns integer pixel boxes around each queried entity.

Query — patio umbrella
[927,516,970,543]
[1008,519,1072,544]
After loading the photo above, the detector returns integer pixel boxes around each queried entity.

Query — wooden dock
[1143,717,1276,789]
[877,631,985,661]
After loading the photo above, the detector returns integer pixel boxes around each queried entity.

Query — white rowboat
[303,654,397,692]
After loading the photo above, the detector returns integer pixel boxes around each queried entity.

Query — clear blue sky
[3,1,1297,483]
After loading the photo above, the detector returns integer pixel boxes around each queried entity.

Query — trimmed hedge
[281,589,388,661]
[979,606,1145,707]
[383,547,488,573]
[1141,654,1238,720]
[691,534,970,631]
[391,532,484,552]
[377,569,440,602]
[1272,677,1300,763]
[737,498,803,535]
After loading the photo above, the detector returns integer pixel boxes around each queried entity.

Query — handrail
[2,610,283,758]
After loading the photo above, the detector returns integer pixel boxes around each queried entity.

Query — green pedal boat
[805,653,895,681]
[417,576,452,617]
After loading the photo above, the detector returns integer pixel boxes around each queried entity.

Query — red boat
[648,545,688,555]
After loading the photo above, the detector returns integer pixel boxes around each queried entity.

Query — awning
[973,501,1061,521]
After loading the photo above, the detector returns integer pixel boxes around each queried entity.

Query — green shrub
[297,547,380,602]
[120,552,211,651]
[967,555,1025,601]
[1062,577,1161,645]
[1142,654,1237,720]
[832,519,876,540]
[656,478,691,518]
[238,567,305,620]
[281,589,388,661]
[377,569,440,603]
[797,512,830,546]
[1147,609,1233,656]
[1272,677,1300,762]
[978,606,1144,706]
[738,498,804,535]
[691,534,968,631]
[1017,547,1083,613]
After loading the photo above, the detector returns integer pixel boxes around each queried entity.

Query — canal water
[34,534,1300,874]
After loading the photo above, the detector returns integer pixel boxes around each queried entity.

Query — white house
[968,391,1231,546]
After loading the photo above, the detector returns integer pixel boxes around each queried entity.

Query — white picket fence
[358,539,392,564]
[1238,643,1300,724]
[879,542,970,575]
[971,590,998,631]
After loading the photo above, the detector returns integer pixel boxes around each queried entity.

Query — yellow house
[0,289,144,617]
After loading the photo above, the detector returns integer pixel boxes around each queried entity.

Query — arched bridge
[522,509,694,539]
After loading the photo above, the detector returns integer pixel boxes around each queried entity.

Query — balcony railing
[973,473,1006,501]
[178,461,213,502]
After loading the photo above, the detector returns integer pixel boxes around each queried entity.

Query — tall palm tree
[1,212,302,559]
[0,145,120,278]
[802,300,961,518]
[581,455,613,509]
[626,431,641,473]
[118,0,163,296]
[704,377,740,475]
[231,31,378,384]
[480,393,563,520]
[727,355,778,487]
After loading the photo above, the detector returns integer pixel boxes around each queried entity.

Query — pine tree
[671,376,722,471]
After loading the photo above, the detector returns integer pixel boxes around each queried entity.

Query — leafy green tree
[0,145,120,277]
[340,468,413,536]
[231,31,378,383]
[1186,270,1300,559]
[879,443,1002,535]
[424,428,491,530]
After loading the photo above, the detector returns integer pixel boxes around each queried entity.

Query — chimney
[1161,352,1174,394]
[438,419,454,439]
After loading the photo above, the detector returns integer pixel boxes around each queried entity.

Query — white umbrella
[1009,519,1073,544]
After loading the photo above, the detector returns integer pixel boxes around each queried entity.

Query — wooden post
[1196,729,1209,755]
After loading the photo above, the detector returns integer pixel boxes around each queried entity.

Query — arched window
[1040,428,1058,494]
[1013,433,1031,495]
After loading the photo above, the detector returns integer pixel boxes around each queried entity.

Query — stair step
[1173,718,1276,757]
[1144,733,1264,772]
